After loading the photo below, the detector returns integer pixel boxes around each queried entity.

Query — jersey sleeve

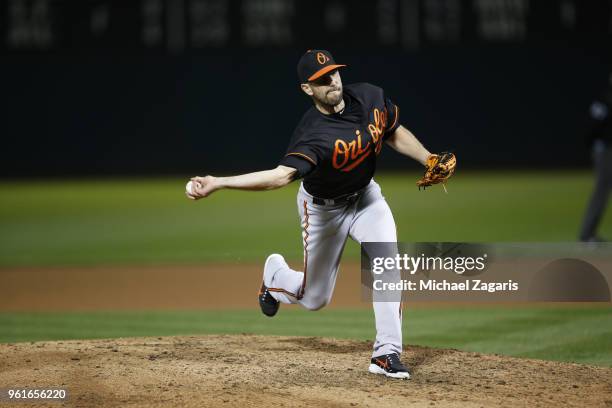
[384,96,400,137]
[280,113,326,179]
[279,145,318,178]
[279,128,325,179]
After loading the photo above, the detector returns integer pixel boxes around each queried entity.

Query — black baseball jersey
[280,83,400,198]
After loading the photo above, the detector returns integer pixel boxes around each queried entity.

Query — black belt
[311,189,365,206]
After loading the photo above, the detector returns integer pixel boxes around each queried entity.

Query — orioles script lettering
[332,108,388,172]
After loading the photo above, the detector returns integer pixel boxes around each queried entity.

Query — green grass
[1,173,610,367]
[1,306,610,366]
[0,171,610,266]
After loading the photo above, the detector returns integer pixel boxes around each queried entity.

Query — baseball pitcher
[188,50,456,379]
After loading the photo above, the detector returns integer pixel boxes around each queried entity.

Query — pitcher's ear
[301,83,313,96]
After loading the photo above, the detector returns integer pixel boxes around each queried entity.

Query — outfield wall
[2,46,606,177]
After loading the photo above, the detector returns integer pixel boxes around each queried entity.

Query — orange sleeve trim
[286,152,317,165]
[389,104,399,130]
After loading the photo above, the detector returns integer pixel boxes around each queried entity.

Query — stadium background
[1,0,611,372]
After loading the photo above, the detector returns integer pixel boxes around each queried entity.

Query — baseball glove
[416,152,456,191]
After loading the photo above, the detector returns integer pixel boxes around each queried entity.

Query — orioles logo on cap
[317,52,329,65]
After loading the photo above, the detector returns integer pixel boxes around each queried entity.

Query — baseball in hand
[186,181,197,197]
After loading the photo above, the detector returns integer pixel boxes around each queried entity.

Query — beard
[315,87,343,107]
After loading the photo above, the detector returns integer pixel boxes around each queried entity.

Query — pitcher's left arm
[385,125,430,166]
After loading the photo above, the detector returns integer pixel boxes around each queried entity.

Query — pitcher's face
[302,70,343,107]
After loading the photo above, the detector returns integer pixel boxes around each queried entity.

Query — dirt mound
[1,335,611,407]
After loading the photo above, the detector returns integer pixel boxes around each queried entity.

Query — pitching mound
[1,335,611,408]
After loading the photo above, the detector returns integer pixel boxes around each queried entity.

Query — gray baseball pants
[268,179,403,358]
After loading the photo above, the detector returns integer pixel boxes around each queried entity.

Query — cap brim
[308,64,347,82]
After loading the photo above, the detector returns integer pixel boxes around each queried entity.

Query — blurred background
[0,0,611,366]
[1,0,612,176]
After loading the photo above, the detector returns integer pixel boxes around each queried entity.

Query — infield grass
[0,306,610,367]
[1,171,610,267]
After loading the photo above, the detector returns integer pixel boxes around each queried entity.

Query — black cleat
[258,282,279,317]
[368,353,411,379]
